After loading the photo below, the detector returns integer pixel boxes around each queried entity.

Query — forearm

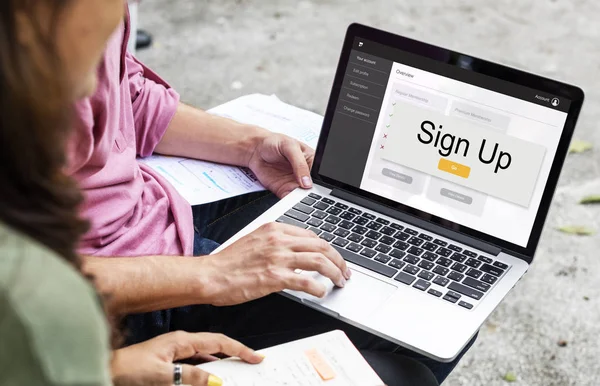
[154,103,269,167]
[82,255,215,315]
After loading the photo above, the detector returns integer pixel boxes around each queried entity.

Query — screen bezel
[311,23,585,260]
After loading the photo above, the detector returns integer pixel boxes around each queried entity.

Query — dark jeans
[125,192,476,385]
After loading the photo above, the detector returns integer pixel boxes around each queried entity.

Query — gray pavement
[138,1,600,384]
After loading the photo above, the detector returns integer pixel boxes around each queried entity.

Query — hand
[111,331,264,386]
[203,222,352,306]
[247,133,315,198]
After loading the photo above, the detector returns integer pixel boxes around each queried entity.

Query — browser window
[319,39,569,247]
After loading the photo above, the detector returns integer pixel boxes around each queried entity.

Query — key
[376,218,390,225]
[362,213,376,220]
[352,216,369,225]
[335,202,348,210]
[375,244,392,254]
[381,226,396,236]
[394,272,416,285]
[326,207,342,215]
[493,261,509,270]
[451,262,468,273]
[463,277,491,292]
[422,242,438,252]
[393,232,410,241]
[448,244,462,252]
[308,193,322,199]
[388,259,405,270]
[437,247,453,257]
[313,210,327,219]
[448,282,484,300]
[390,223,403,230]
[333,237,349,247]
[422,252,437,261]
[339,220,354,230]
[458,301,473,310]
[403,264,420,275]
[366,230,382,240]
[293,203,314,215]
[413,279,431,291]
[366,221,383,231]
[301,197,316,206]
[443,294,459,303]
[481,274,498,285]
[465,258,482,268]
[389,249,406,259]
[360,248,377,258]
[408,236,424,246]
[407,246,424,256]
[419,233,433,241]
[325,215,341,225]
[433,276,450,287]
[375,253,391,264]
[433,265,449,276]
[436,257,452,267]
[308,227,322,235]
[307,218,323,227]
[277,215,309,229]
[361,239,377,248]
[463,250,478,258]
[332,245,398,278]
[433,239,448,247]
[285,209,309,222]
[353,225,368,235]
[321,198,335,205]
[404,228,418,235]
[465,268,483,279]
[348,207,362,215]
[448,271,464,282]
[451,253,467,263]
[320,223,336,233]
[393,241,409,250]
[347,233,363,243]
[427,289,443,297]
[418,271,435,281]
[480,263,503,277]
[319,232,335,242]
[478,255,493,264]
[347,243,363,253]
[380,235,395,245]
[334,228,350,238]
[339,212,355,221]
[314,202,329,211]
[418,261,434,271]
[403,254,420,265]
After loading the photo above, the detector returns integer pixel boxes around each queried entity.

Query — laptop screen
[317,37,571,248]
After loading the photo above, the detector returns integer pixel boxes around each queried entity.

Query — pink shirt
[68,19,194,257]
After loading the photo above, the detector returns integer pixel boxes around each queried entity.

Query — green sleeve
[0,224,112,386]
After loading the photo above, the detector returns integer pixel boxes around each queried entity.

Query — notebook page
[198,330,383,386]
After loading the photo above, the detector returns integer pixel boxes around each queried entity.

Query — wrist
[190,253,232,306]
[242,124,270,168]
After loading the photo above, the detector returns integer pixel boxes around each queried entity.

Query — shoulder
[0,223,112,385]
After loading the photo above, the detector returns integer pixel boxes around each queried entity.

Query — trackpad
[298,270,397,321]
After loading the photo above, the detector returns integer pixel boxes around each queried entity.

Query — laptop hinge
[331,189,501,256]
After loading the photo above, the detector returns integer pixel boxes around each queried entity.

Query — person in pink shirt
[75,6,471,385]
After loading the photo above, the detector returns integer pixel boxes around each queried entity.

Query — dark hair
[0,1,88,265]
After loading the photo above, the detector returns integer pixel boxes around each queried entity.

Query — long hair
[0,1,89,265]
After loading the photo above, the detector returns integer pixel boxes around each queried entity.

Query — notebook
[197,330,384,386]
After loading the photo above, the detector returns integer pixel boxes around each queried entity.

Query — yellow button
[438,158,471,178]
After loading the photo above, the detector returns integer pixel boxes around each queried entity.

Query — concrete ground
[138,1,600,384]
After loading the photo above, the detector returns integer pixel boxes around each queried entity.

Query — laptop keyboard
[276,193,511,310]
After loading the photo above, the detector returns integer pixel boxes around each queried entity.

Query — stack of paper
[198,330,384,386]
[139,94,323,205]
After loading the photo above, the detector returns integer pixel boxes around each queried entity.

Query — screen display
[319,38,570,247]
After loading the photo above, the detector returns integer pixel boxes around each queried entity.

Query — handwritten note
[139,94,323,206]
[198,330,383,386]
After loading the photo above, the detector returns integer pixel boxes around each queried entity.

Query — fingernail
[208,374,223,386]
[338,278,346,287]
[302,176,312,188]
[257,353,266,359]
[346,268,352,279]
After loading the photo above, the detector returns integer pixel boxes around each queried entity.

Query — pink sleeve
[126,52,180,157]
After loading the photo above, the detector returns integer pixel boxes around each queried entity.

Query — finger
[280,138,313,189]
[291,252,346,288]
[289,237,350,280]
[282,271,328,298]
[185,333,265,365]
[180,364,221,386]
[269,222,320,239]
[188,352,220,363]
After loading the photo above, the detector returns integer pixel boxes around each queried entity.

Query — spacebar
[332,245,398,278]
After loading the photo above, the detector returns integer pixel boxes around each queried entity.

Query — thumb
[180,364,223,386]
[281,138,312,189]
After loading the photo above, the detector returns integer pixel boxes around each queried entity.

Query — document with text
[139,94,323,205]
[198,330,383,386]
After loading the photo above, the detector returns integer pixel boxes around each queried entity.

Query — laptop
[214,23,585,362]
